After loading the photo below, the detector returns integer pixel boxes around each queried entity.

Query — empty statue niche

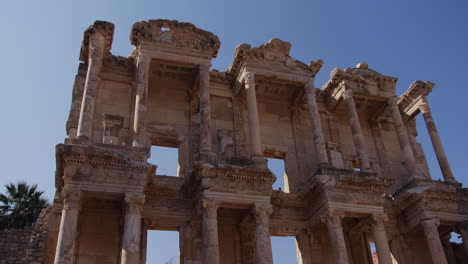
[271,236,299,264]
[145,229,180,264]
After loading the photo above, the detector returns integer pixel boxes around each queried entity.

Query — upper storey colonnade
[72,19,457,186]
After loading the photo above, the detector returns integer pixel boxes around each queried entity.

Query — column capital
[387,96,398,106]
[419,96,431,114]
[304,78,314,91]
[244,72,255,85]
[202,199,221,211]
[321,211,344,227]
[370,214,388,230]
[61,188,81,211]
[135,52,151,66]
[422,218,440,227]
[199,63,212,72]
[253,204,273,223]
[342,88,353,99]
[124,193,145,213]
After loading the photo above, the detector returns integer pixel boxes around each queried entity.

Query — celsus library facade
[30,19,468,264]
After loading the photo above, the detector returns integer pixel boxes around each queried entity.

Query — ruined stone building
[26,19,468,263]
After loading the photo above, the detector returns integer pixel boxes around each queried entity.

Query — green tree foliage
[0,181,48,229]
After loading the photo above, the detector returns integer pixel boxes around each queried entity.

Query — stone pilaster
[421,218,448,264]
[342,88,371,172]
[76,31,106,141]
[121,193,145,264]
[456,222,468,258]
[54,188,81,264]
[419,97,458,183]
[132,54,151,148]
[304,79,328,166]
[388,97,420,179]
[244,72,262,156]
[441,232,457,264]
[253,204,273,264]
[321,211,349,264]
[370,215,392,264]
[202,199,220,264]
[199,63,212,153]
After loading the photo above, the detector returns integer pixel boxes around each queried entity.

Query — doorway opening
[146,230,180,264]
[272,236,298,263]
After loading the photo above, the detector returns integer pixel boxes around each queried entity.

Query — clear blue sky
[1,1,467,263]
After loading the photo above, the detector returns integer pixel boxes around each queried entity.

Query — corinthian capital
[304,78,315,92]
[342,88,353,100]
[253,203,273,220]
[199,63,211,73]
[244,72,255,85]
[321,211,344,227]
[124,193,145,214]
[418,96,431,114]
[62,188,81,211]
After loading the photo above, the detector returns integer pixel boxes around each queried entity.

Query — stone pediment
[322,62,398,99]
[228,38,311,76]
[130,19,220,57]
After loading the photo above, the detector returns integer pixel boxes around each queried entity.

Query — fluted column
[342,89,371,171]
[244,72,262,156]
[132,54,151,148]
[121,193,145,264]
[419,97,458,183]
[304,79,328,166]
[199,63,212,153]
[456,222,468,258]
[54,188,81,264]
[441,233,457,264]
[388,97,421,179]
[253,204,273,264]
[322,211,349,264]
[202,199,220,264]
[370,215,392,264]
[76,31,106,140]
[421,219,448,264]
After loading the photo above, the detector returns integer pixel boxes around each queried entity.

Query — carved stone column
[76,31,106,141]
[244,72,262,156]
[132,54,151,148]
[388,97,420,179]
[304,79,328,166]
[342,89,371,172]
[202,199,220,264]
[321,211,349,264]
[441,232,457,264]
[199,63,212,153]
[253,204,273,264]
[456,222,468,258]
[419,97,458,183]
[370,215,392,264]
[121,193,145,264]
[295,229,312,264]
[54,188,81,264]
[421,219,448,264]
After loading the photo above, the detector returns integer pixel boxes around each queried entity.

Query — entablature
[397,80,434,120]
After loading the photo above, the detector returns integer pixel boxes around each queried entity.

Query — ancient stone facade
[41,19,468,264]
